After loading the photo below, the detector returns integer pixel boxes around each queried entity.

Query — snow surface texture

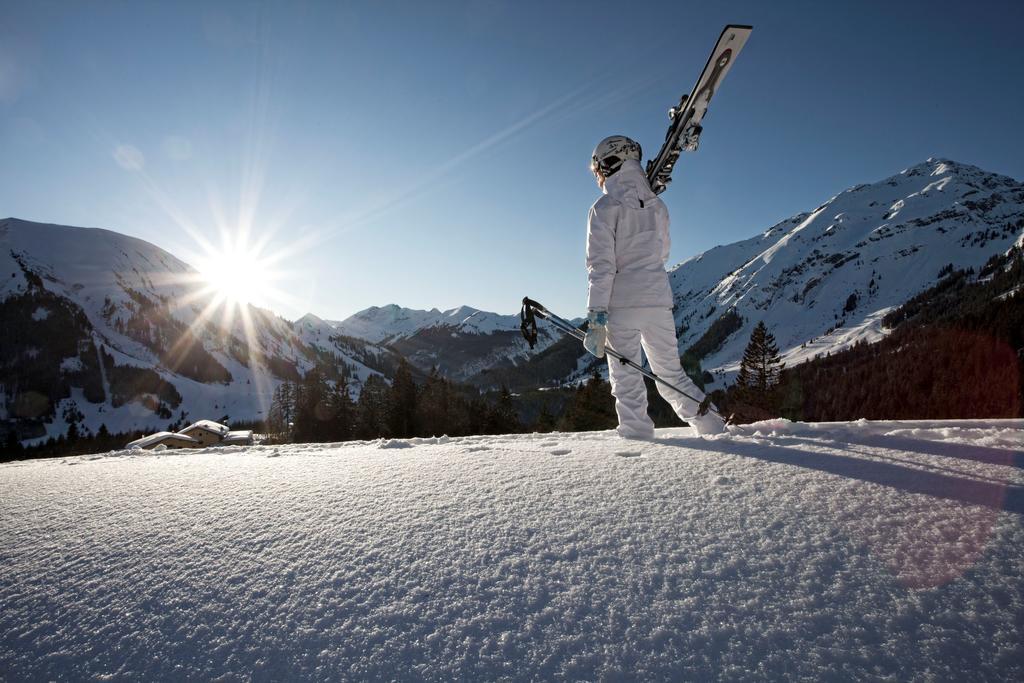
[2,420,1023,681]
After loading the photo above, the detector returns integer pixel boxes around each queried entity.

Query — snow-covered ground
[2,420,1022,681]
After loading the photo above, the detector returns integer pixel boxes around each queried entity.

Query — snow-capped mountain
[330,304,560,381]
[0,219,398,442]
[668,158,1024,381]
[332,304,520,344]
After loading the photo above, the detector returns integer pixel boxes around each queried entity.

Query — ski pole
[520,297,722,420]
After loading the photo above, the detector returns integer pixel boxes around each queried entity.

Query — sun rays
[86,13,673,427]
[193,232,282,310]
[152,212,317,422]
[114,155,316,423]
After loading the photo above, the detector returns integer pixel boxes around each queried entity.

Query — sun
[199,250,268,307]
[195,235,280,311]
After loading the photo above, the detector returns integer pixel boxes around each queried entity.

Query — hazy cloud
[113,144,145,171]
[162,135,193,161]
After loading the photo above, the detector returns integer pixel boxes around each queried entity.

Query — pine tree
[326,378,356,441]
[533,402,557,433]
[355,374,392,439]
[3,430,22,460]
[557,370,617,432]
[733,321,784,420]
[292,368,333,443]
[416,368,452,437]
[485,386,520,435]
[268,382,296,436]
[388,359,418,438]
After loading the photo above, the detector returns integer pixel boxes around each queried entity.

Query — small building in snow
[126,431,200,451]
[222,430,254,446]
[177,420,231,447]
[125,420,257,451]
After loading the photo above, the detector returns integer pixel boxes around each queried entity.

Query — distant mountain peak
[331,302,558,381]
[296,312,327,327]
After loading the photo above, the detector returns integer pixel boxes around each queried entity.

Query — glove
[583,309,608,358]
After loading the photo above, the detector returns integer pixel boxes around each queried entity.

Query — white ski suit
[586,159,721,438]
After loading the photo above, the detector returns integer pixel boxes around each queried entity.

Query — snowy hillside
[332,303,560,381]
[669,158,1024,381]
[2,419,1022,680]
[0,219,396,440]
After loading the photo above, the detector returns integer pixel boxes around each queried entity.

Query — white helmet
[591,135,642,179]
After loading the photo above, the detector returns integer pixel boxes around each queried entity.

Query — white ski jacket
[585,159,673,310]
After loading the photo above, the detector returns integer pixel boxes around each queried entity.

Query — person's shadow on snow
[658,434,1024,514]
[811,430,1024,468]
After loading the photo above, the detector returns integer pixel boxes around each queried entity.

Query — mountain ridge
[3,157,1022,440]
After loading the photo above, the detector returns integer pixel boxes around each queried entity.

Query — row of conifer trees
[267,359,523,442]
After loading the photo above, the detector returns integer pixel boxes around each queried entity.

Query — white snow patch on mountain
[2,420,1022,680]
[332,303,527,344]
[668,158,1024,383]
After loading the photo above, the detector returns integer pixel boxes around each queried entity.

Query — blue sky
[2,0,1023,320]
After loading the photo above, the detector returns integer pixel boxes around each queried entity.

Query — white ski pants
[606,307,707,439]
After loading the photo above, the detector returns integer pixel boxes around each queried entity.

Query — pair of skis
[646,23,753,194]
[519,25,752,418]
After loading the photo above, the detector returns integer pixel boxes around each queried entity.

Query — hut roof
[126,431,199,450]
[178,420,230,436]
[222,430,254,445]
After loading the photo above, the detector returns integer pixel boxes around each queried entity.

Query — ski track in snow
[2,420,1023,681]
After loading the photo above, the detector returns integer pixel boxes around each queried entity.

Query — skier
[584,135,726,438]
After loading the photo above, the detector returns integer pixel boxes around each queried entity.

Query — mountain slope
[747,247,1024,422]
[670,158,1024,380]
[0,219,398,441]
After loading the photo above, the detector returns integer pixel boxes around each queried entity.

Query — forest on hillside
[717,247,1024,422]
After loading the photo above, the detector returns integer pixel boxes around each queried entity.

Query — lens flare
[194,236,280,309]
